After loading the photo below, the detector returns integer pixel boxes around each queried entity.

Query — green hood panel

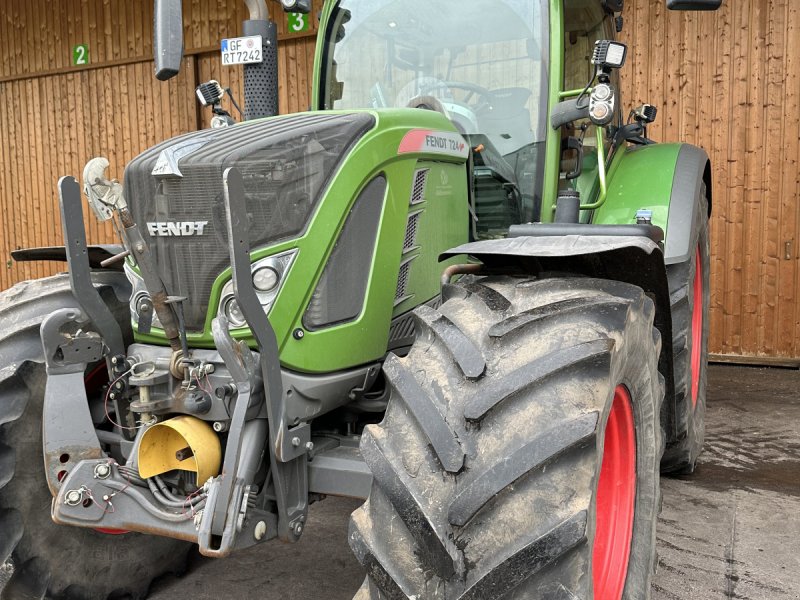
[134,109,470,373]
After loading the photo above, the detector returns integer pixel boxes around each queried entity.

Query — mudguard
[594,143,712,265]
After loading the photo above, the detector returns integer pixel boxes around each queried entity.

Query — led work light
[592,40,628,70]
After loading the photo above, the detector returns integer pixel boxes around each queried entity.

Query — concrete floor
[3,365,799,598]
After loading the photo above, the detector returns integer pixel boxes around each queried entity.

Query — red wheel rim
[592,385,636,600]
[690,246,703,408]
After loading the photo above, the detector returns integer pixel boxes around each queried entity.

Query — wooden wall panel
[0,61,198,288]
[0,0,321,291]
[619,0,800,359]
[0,0,319,81]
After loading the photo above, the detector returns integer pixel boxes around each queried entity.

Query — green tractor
[0,0,719,597]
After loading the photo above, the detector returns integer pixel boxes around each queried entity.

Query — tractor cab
[319,0,549,234]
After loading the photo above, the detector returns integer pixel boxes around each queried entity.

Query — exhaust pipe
[244,0,269,20]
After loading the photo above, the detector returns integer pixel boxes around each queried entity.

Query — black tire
[661,185,710,474]
[350,276,664,599]
[0,274,191,600]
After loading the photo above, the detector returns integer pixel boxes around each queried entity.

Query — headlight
[223,297,247,327]
[253,267,279,292]
[218,249,298,329]
[124,263,163,330]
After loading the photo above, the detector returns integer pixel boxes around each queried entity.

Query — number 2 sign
[72,44,89,66]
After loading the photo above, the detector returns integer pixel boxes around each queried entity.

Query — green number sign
[72,44,89,66]
[287,12,310,33]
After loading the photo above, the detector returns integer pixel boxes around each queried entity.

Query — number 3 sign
[287,12,310,33]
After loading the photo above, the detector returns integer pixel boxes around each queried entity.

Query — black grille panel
[410,169,429,205]
[124,113,376,330]
[403,211,422,252]
[395,258,414,303]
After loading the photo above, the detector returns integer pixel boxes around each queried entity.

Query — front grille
[124,113,376,330]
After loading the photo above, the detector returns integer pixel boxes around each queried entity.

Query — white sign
[221,36,263,66]
[398,129,470,160]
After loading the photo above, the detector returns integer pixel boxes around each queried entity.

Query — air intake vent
[388,313,416,350]
[388,295,444,351]
[394,256,416,304]
[410,169,429,205]
[403,211,422,252]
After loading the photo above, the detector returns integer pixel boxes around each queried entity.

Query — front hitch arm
[220,166,310,542]
[58,176,126,359]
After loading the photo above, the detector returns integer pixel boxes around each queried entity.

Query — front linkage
[47,170,310,555]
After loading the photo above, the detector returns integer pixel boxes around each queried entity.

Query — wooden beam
[709,354,800,369]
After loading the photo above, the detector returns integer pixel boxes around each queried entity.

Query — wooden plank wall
[620,0,800,359]
[0,0,321,286]
[1,0,799,360]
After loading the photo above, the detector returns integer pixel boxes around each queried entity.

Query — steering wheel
[412,77,492,110]
[419,80,494,112]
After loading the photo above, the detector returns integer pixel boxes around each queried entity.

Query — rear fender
[440,235,678,438]
[596,143,712,265]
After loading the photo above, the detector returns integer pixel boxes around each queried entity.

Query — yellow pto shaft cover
[137,415,221,486]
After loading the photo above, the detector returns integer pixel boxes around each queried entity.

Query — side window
[564,3,607,91]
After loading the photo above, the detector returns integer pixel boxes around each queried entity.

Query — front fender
[595,143,711,265]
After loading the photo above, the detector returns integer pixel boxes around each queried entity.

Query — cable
[574,76,595,110]
[153,475,205,506]
[225,87,244,118]
[103,362,157,432]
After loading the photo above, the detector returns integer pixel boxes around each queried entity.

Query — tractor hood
[123,112,376,331]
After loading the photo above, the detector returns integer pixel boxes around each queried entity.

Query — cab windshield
[321,0,549,224]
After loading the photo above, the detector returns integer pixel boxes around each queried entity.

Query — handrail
[579,127,608,211]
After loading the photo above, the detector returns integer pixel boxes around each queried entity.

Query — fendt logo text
[146,221,209,237]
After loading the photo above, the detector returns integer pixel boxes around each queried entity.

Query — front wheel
[0,275,191,600]
[350,276,664,599]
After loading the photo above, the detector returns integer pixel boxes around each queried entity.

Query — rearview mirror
[154,0,184,81]
[667,0,722,10]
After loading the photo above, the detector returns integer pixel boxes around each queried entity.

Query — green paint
[287,12,310,33]
[72,44,89,66]
[593,143,683,235]
[540,0,563,223]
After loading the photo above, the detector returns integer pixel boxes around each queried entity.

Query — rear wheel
[0,275,191,600]
[350,276,663,599]
[662,185,710,474]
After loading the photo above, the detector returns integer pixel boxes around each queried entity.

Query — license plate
[221,35,263,66]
